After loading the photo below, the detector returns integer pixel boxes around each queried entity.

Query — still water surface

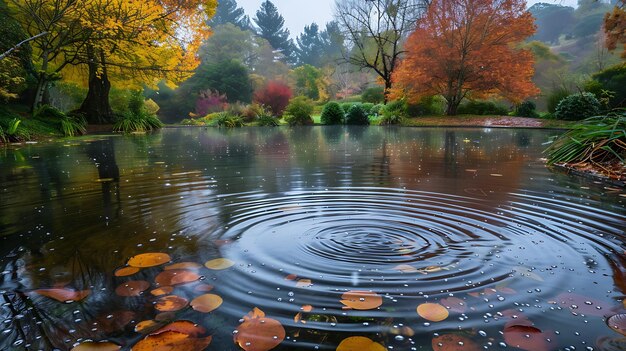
[0,127,625,351]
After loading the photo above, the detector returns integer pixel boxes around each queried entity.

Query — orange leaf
[33,288,91,302]
[151,286,174,296]
[432,334,480,351]
[417,303,449,322]
[115,281,150,297]
[164,262,202,270]
[155,295,189,312]
[301,305,313,312]
[190,294,223,313]
[135,320,161,333]
[71,341,121,351]
[234,308,285,351]
[340,291,383,310]
[152,320,206,337]
[155,270,201,286]
[128,253,171,268]
[114,266,140,277]
[194,284,215,292]
[131,331,212,351]
[204,258,234,270]
[295,279,312,288]
[336,336,385,351]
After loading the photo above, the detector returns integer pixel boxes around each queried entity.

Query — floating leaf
[155,270,201,286]
[336,336,385,351]
[234,308,286,351]
[71,341,121,351]
[114,266,140,277]
[153,321,206,337]
[340,291,383,310]
[194,284,215,292]
[392,264,419,273]
[431,334,480,351]
[294,312,303,324]
[115,281,150,297]
[135,320,161,333]
[131,331,211,351]
[164,262,203,271]
[128,253,171,268]
[155,295,189,312]
[607,314,626,336]
[301,305,313,312]
[151,286,174,296]
[296,279,313,288]
[440,297,466,314]
[190,294,223,313]
[417,303,449,322]
[284,274,298,281]
[204,258,234,270]
[555,293,611,317]
[33,288,91,302]
[503,325,554,351]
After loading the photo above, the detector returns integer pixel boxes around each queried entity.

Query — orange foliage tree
[391,0,539,115]
[605,0,625,58]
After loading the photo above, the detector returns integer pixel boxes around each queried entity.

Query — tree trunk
[32,51,49,112]
[383,79,392,104]
[446,96,460,115]
[78,47,114,124]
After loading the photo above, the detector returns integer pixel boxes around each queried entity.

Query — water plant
[214,112,244,128]
[114,91,164,133]
[546,110,626,175]
[256,114,280,127]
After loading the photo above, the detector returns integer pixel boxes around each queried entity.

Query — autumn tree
[254,0,294,62]
[605,0,626,58]
[392,0,539,115]
[334,0,426,102]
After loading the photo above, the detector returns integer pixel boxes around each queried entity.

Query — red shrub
[195,90,228,116]
[253,81,293,116]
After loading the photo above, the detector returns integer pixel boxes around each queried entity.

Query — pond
[0,127,625,351]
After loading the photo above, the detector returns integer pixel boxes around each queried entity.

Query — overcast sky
[237,0,580,38]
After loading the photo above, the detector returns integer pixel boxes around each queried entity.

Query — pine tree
[254,0,294,61]
[295,23,325,67]
[209,0,250,30]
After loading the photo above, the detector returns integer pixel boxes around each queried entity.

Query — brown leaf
[71,341,121,351]
[190,294,223,313]
[33,288,90,302]
[234,308,286,351]
[503,325,555,351]
[155,270,201,286]
[555,293,612,317]
[155,295,189,312]
[440,297,466,314]
[131,331,211,351]
[151,286,174,296]
[115,281,150,297]
[152,320,206,337]
[164,262,202,270]
[607,314,626,336]
[432,334,480,351]
[340,291,383,310]
[128,253,171,268]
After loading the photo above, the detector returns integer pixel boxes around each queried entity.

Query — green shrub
[34,105,66,120]
[407,96,446,116]
[214,112,244,128]
[361,103,375,115]
[370,104,384,116]
[546,110,625,166]
[590,63,626,108]
[34,105,86,136]
[457,100,509,115]
[361,87,385,103]
[554,92,601,121]
[241,103,267,122]
[320,102,344,125]
[345,104,369,125]
[340,102,357,114]
[0,117,29,141]
[284,96,314,126]
[547,87,571,113]
[114,91,164,133]
[256,114,279,127]
[514,101,540,118]
[380,100,408,125]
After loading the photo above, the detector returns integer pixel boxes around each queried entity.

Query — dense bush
[195,90,228,116]
[407,96,446,116]
[240,103,267,122]
[361,87,385,103]
[554,92,601,121]
[380,100,408,125]
[547,87,571,113]
[284,97,314,126]
[114,91,164,133]
[0,117,27,142]
[588,64,626,108]
[457,100,509,115]
[370,104,384,116]
[320,102,344,125]
[254,81,293,116]
[514,101,540,118]
[340,102,357,114]
[214,112,244,128]
[361,103,375,115]
[34,105,86,137]
[256,114,280,126]
[345,104,370,125]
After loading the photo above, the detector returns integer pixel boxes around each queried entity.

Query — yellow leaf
[336,336,385,351]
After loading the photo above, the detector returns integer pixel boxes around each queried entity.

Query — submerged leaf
[295,279,313,288]
[607,314,626,336]
[71,341,121,351]
[155,270,201,286]
[431,334,480,351]
[190,294,223,313]
[392,264,419,273]
[155,295,189,312]
[153,320,207,337]
[33,288,91,302]
[340,291,383,310]
[234,308,286,351]
[204,258,235,270]
[135,320,161,333]
[336,336,385,351]
[164,262,203,270]
[417,303,449,322]
[131,331,211,351]
[503,325,554,351]
[128,253,171,268]
[115,281,150,297]
[151,286,174,296]
[440,297,466,314]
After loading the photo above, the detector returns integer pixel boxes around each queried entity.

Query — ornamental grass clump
[546,110,626,176]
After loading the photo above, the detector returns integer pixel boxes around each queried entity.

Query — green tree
[254,0,294,61]
[184,59,253,104]
[295,23,325,67]
[208,0,250,30]
[291,64,322,100]
[0,0,32,102]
